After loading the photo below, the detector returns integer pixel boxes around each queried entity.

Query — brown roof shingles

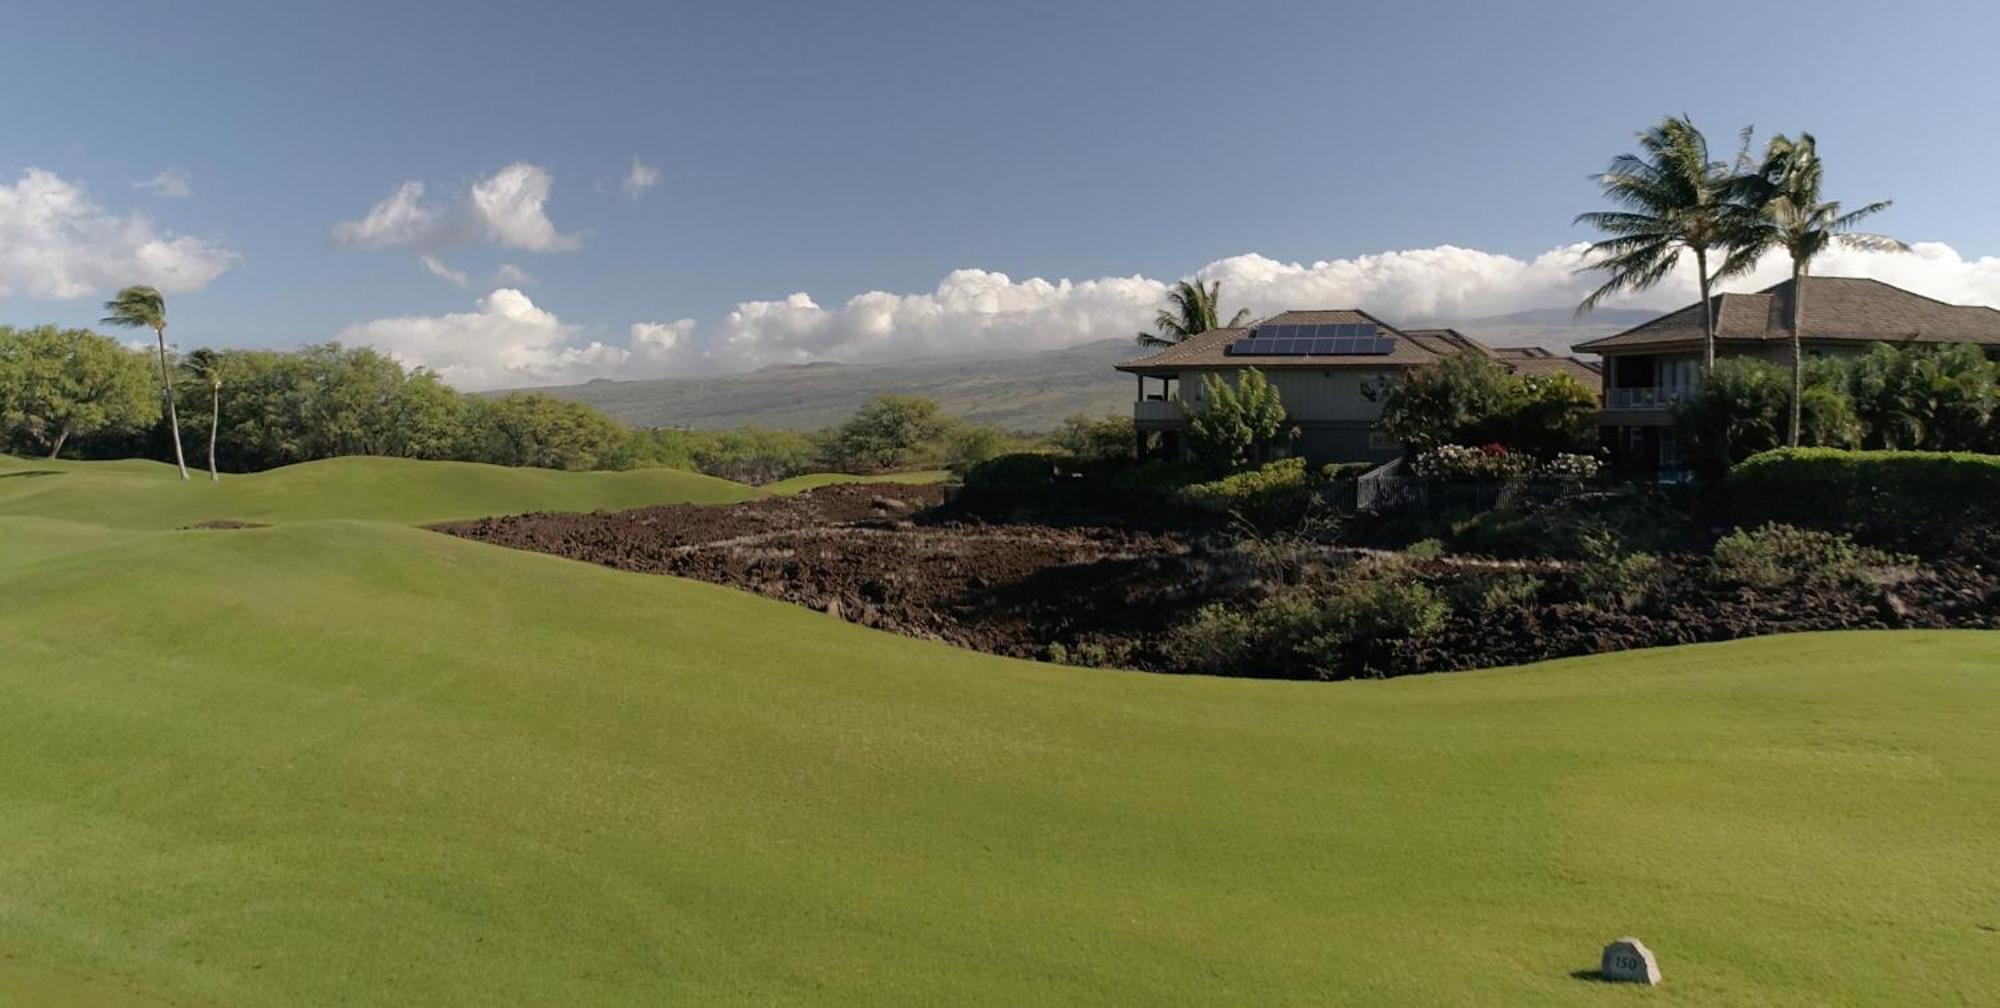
[1576,276,2000,352]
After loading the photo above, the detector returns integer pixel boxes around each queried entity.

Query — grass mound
[1,511,1995,1005]
[760,469,954,495]
[0,454,755,528]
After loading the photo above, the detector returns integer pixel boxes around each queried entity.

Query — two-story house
[1576,276,2000,472]
[1116,309,1599,464]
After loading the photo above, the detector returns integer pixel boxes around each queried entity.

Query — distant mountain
[1424,306,1653,356]
[518,306,1650,432]
[512,339,1140,433]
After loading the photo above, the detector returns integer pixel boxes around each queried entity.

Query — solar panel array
[1226,322,1395,357]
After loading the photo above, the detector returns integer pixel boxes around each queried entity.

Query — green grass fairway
[761,469,954,495]
[0,454,754,528]
[1,508,1995,1005]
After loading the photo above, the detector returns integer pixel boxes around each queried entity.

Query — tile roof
[1576,276,2000,352]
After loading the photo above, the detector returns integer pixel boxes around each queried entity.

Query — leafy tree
[1746,133,1906,445]
[1502,373,1599,457]
[1136,279,1252,348]
[182,348,227,480]
[824,395,949,470]
[1848,342,1996,451]
[1184,368,1293,472]
[0,325,157,458]
[1674,357,1790,476]
[387,370,472,460]
[1375,350,1516,452]
[468,393,633,470]
[101,285,191,479]
[1576,117,1762,371]
[1051,413,1135,462]
[943,423,1016,468]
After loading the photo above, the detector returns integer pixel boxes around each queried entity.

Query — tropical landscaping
[2,109,1998,1007]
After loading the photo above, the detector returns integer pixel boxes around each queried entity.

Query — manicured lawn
[0,454,754,528]
[760,469,954,495]
[1,503,1995,1005]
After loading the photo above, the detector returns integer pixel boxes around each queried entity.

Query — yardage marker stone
[1600,936,1661,985]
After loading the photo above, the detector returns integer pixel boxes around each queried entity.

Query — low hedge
[1728,448,2000,534]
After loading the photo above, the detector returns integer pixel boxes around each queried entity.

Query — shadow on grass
[0,470,60,479]
[1568,969,1614,983]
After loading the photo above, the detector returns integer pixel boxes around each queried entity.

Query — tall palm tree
[183,348,227,481]
[102,285,190,480]
[1137,279,1252,348]
[1575,116,1762,371]
[1750,133,1907,446]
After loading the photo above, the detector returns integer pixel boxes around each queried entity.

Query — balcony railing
[1606,387,1692,410]
[1133,398,1183,423]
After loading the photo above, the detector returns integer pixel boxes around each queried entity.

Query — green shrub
[1161,559,1446,679]
[1710,523,1906,590]
[1179,457,1320,522]
[959,452,1059,510]
[1445,571,1543,615]
[1573,529,1663,612]
[1406,538,1446,561]
[1162,604,1257,676]
[1728,448,2000,537]
[1044,640,1133,669]
[1184,368,1295,472]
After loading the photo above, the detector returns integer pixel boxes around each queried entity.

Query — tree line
[1,319,1067,481]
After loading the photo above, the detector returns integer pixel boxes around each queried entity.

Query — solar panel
[1226,326,1398,357]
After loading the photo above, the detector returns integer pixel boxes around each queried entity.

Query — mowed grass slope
[1,511,1996,1005]
[0,453,753,528]
[761,469,954,495]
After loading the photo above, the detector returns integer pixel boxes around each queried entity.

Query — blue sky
[6,0,1999,387]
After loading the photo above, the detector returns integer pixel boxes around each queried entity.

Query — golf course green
[1,456,1995,1005]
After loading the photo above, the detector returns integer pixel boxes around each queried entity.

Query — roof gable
[1576,277,2000,352]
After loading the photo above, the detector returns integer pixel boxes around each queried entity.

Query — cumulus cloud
[0,168,237,299]
[622,157,660,200]
[331,163,580,281]
[134,167,193,198]
[333,288,627,391]
[337,241,2000,389]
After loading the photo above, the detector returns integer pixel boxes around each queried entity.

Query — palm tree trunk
[208,381,221,481]
[1788,260,1805,447]
[47,424,70,459]
[1695,247,1716,373]
[153,326,190,480]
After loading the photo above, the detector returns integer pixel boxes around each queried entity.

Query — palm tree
[1750,133,1907,446]
[183,348,227,481]
[1575,116,1762,371]
[1137,279,1252,348]
[102,285,189,480]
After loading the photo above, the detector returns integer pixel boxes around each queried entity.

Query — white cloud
[0,168,237,299]
[331,163,580,281]
[469,164,580,252]
[333,288,625,391]
[336,240,2000,390]
[622,157,660,200]
[492,263,535,286]
[134,167,193,198]
[421,254,470,287]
